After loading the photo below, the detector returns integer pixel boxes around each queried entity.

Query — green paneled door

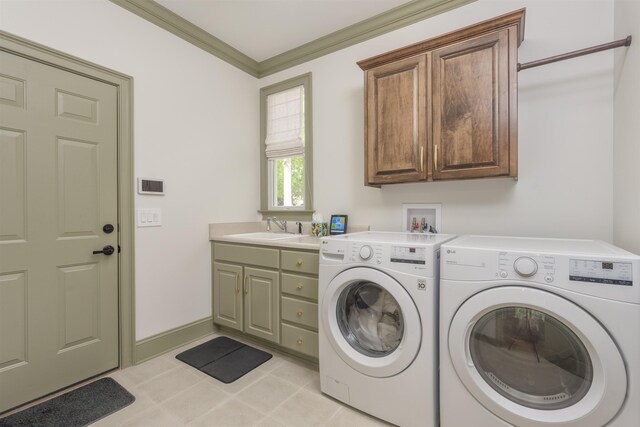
[0,51,119,412]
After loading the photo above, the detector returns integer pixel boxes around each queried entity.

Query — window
[259,73,313,220]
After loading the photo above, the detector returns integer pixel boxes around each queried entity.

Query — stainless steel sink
[226,232,298,241]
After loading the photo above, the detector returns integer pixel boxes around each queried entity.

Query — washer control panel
[569,259,633,286]
[390,246,427,265]
[321,237,440,276]
[349,244,383,264]
[359,245,373,260]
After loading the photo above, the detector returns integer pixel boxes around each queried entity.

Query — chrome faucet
[266,217,287,233]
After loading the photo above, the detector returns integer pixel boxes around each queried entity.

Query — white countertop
[208,221,369,251]
[211,233,322,250]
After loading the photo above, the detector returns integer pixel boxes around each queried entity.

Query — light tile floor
[91,333,392,426]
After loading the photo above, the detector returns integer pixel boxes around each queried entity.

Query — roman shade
[265,85,305,159]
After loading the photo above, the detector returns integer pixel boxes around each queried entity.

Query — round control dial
[359,245,373,260]
[514,257,538,277]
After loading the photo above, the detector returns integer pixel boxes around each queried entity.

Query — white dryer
[319,232,456,427]
[440,235,640,427]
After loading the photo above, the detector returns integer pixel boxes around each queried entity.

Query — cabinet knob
[297,258,303,266]
[296,311,303,317]
[297,283,303,290]
[297,339,303,345]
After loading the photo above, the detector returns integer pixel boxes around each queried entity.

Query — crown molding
[258,0,476,77]
[110,0,260,76]
[110,0,477,78]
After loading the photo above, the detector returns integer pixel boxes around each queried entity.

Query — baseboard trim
[135,317,215,364]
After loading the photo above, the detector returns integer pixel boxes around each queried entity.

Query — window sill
[258,209,315,221]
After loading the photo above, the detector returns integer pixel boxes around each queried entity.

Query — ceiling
[154,0,410,62]
[112,0,474,77]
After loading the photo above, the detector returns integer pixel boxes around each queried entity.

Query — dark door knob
[93,245,115,256]
[103,224,115,234]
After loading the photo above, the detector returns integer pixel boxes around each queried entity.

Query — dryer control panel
[498,252,557,283]
[569,260,633,286]
[440,236,640,304]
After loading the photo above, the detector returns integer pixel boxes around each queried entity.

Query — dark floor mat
[0,377,135,427]
[176,336,272,383]
[200,345,272,383]
[176,336,244,369]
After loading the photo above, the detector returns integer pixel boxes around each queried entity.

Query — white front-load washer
[440,235,640,427]
[319,231,456,427]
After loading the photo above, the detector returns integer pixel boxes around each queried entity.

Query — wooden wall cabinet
[365,55,429,184]
[359,9,525,186]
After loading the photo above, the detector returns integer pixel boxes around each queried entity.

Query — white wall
[0,0,260,340]
[260,0,615,241]
[613,0,640,255]
[0,0,621,341]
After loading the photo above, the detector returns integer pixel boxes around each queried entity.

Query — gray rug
[177,336,272,383]
[0,377,135,427]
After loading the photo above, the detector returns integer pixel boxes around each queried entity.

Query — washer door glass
[336,281,404,357]
[322,267,422,378]
[470,307,593,410]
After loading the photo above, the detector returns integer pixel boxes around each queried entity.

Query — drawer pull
[297,283,303,290]
[297,258,303,266]
[297,339,303,345]
[296,311,303,317]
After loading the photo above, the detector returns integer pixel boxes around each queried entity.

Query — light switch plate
[137,208,162,227]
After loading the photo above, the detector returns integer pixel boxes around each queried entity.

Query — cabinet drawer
[213,243,279,269]
[281,324,319,359]
[281,297,318,330]
[281,274,318,302]
[281,250,319,275]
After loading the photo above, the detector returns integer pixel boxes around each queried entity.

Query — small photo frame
[329,214,348,235]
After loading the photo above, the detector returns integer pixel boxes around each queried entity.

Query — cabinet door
[432,28,516,180]
[365,55,428,185]
[212,262,243,331]
[244,267,280,343]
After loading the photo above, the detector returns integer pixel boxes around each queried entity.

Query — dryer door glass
[469,307,593,410]
[336,281,404,357]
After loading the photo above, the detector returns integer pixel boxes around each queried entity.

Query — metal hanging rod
[518,36,632,72]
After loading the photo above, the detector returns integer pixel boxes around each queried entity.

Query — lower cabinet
[212,241,319,359]
[212,243,281,344]
[244,267,279,343]
[281,324,319,358]
[212,262,244,331]
[278,265,319,358]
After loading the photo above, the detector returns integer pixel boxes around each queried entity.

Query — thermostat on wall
[138,177,165,195]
